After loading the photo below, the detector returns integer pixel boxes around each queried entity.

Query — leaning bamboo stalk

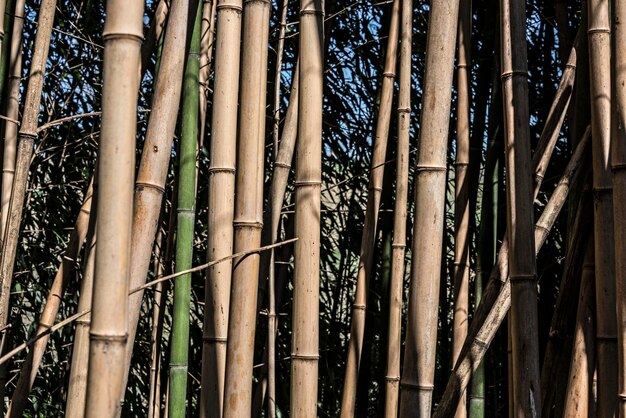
[167,5,200,417]
[500,0,539,413]
[452,0,471,415]
[121,0,191,403]
[289,0,323,415]
[588,0,616,414]
[432,130,591,418]
[221,0,271,414]
[7,178,94,417]
[562,237,596,418]
[83,0,142,415]
[0,0,57,330]
[340,0,399,415]
[198,0,216,146]
[399,0,459,414]
[140,0,169,77]
[382,0,407,415]
[199,0,242,414]
[612,0,626,413]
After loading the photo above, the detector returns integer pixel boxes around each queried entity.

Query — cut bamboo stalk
[500,0,539,413]
[433,129,591,418]
[83,0,142,415]
[399,0,459,414]
[452,0,471,415]
[0,0,57,330]
[290,0,323,416]
[167,4,200,416]
[381,0,406,416]
[340,0,399,415]
[221,0,271,414]
[612,0,626,414]
[199,0,242,414]
[562,236,596,418]
[587,0,617,414]
[122,0,191,403]
[7,178,94,417]
[198,0,216,146]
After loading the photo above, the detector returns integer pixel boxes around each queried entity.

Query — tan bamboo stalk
[399,0,459,414]
[221,0,271,414]
[198,0,217,146]
[612,0,626,413]
[83,0,142,415]
[562,237,596,418]
[432,130,591,417]
[382,0,407,416]
[7,178,94,417]
[199,0,242,414]
[500,0,540,414]
[148,228,165,418]
[65,213,97,418]
[122,0,191,402]
[340,0,400,415]
[588,0,616,414]
[452,0,471,415]
[289,0,323,415]
[140,0,169,77]
[0,0,23,239]
[272,0,289,157]
[0,0,57,330]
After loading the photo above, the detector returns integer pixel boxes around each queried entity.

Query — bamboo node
[244,0,271,5]
[454,162,469,168]
[582,262,595,270]
[587,28,610,35]
[291,353,320,360]
[136,181,166,194]
[89,332,128,342]
[352,303,366,311]
[596,335,618,342]
[294,180,322,187]
[382,71,395,78]
[397,107,411,114]
[18,132,37,142]
[274,162,291,169]
[509,274,536,282]
[233,220,264,229]
[592,186,613,196]
[500,70,528,80]
[76,318,91,325]
[216,3,243,12]
[416,165,447,172]
[400,381,434,391]
[300,9,324,16]
[617,393,626,401]
[102,33,143,44]
[203,336,227,343]
[474,338,489,349]
[208,167,236,175]
[391,243,405,249]
[385,376,401,382]
[611,162,626,171]
[535,223,550,235]
[369,186,383,193]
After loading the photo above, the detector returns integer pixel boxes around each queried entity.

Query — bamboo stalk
[148,227,166,418]
[83,0,142,415]
[381,0,406,416]
[399,0,459,414]
[612,0,626,413]
[340,0,399,415]
[221,0,271,413]
[500,0,539,413]
[452,0,471,415]
[198,0,216,146]
[122,0,192,403]
[199,0,242,414]
[7,178,94,417]
[587,0,616,414]
[562,236,596,418]
[167,5,200,416]
[140,0,169,77]
[289,0,323,415]
[433,129,591,418]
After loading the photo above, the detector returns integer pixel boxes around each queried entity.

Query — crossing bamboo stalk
[399,0,459,414]
[340,0,400,415]
[199,0,242,414]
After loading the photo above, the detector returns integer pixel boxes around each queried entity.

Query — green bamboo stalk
[167,5,201,417]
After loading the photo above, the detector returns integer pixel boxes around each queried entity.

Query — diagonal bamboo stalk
[140,0,169,78]
[399,0,459,414]
[339,0,400,415]
[433,128,591,418]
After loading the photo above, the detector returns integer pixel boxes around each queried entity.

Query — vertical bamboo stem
[221,0,271,414]
[148,227,166,418]
[399,0,459,414]
[382,0,407,416]
[167,5,200,416]
[198,0,217,146]
[340,0,399,415]
[200,0,242,414]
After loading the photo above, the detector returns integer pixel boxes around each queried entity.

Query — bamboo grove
[0,0,621,416]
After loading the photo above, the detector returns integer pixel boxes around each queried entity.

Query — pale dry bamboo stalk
[452,0,471,415]
[121,0,191,404]
[587,0,617,414]
[141,0,169,77]
[433,130,591,418]
[0,0,23,239]
[562,237,596,418]
[340,0,400,414]
[612,0,626,413]
[382,0,407,416]
[84,0,142,415]
[289,0,323,415]
[0,0,57,330]
[399,0,459,414]
[272,0,289,157]
[65,210,97,418]
[198,0,217,146]
[221,0,271,414]
[7,179,94,418]
[200,0,242,414]
[148,227,166,418]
